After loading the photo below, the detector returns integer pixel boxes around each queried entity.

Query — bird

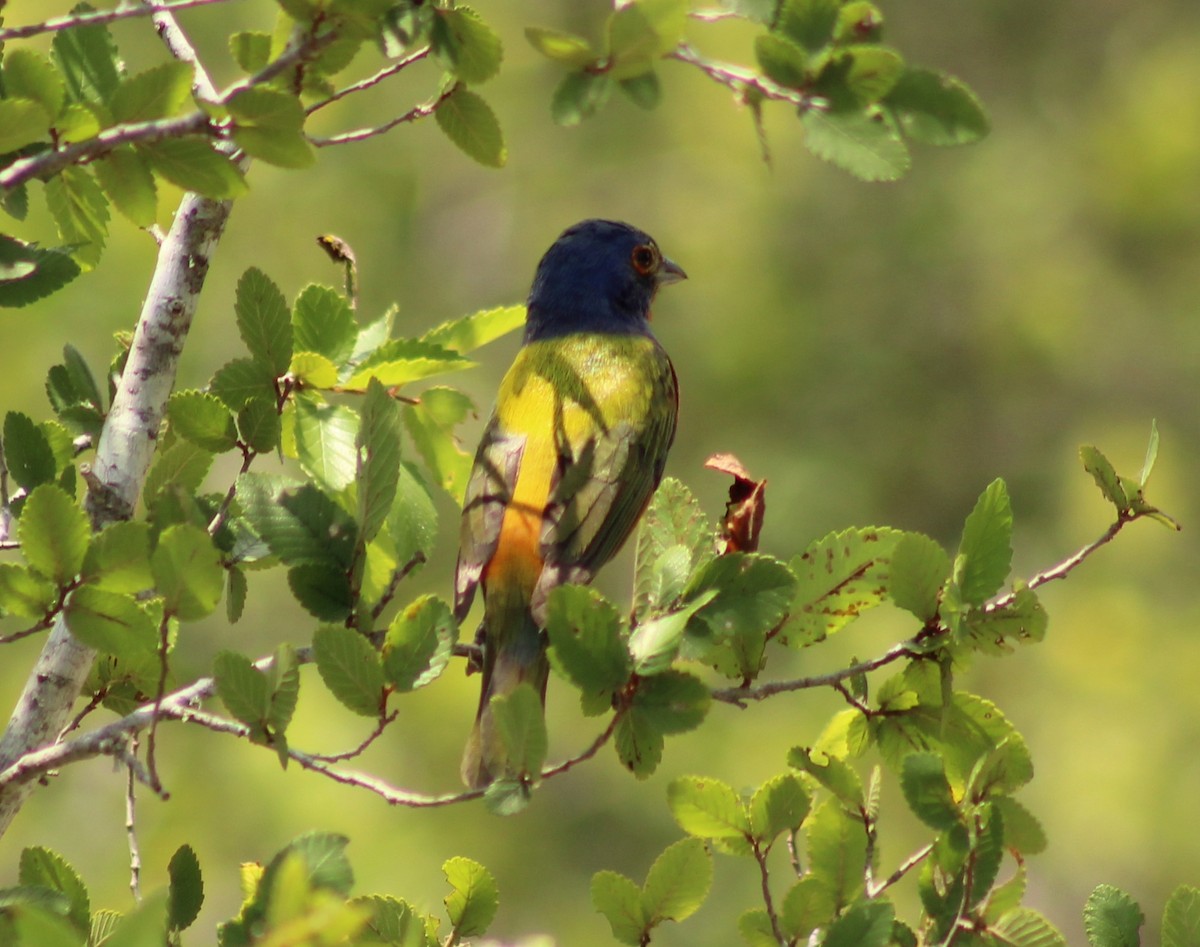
[455,219,685,789]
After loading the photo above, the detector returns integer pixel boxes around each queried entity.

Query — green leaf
[291,396,359,493]
[356,378,402,544]
[432,7,503,84]
[211,357,278,410]
[380,461,438,573]
[1084,884,1144,947]
[0,237,81,307]
[633,669,709,734]
[443,857,498,939]
[1163,886,1200,947]
[8,903,82,947]
[381,594,457,691]
[633,477,715,622]
[435,87,506,168]
[313,624,384,717]
[785,527,901,645]
[402,387,474,501]
[0,563,58,618]
[628,590,716,675]
[667,775,750,840]
[749,773,811,846]
[1139,419,1160,487]
[420,304,525,354]
[19,847,90,933]
[4,50,66,121]
[0,98,49,152]
[886,68,990,146]
[228,88,315,168]
[4,411,57,490]
[755,33,809,88]
[806,798,867,911]
[230,31,272,73]
[961,586,1047,654]
[1080,444,1128,510]
[111,61,194,122]
[292,283,356,366]
[994,797,1047,855]
[167,390,238,453]
[140,138,248,200]
[143,441,214,507]
[641,838,712,924]
[237,474,356,568]
[93,147,158,227]
[822,898,894,947]
[55,103,102,144]
[592,870,646,947]
[781,877,837,941]
[619,71,661,110]
[288,562,352,621]
[288,351,339,388]
[545,585,631,713]
[955,477,1012,605]
[19,484,89,586]
[64,586,156,659]
[615,708,663,778]
[525,26,595,67]
[491,683,548,779]
[51,9,119,102]
[226,566,247,623]
[801,107,910,182]
[236,267,293,376]
[44,165,109,269]
[777,0,841,51]
[551,71,613,126]
[990,908,1067,947]
[237,396,283,454]
[167,845,204,932]
[606,0,688,78]
[888,531,949,620]
[787,746,864,809]
[214,650,270,729]
[900,752,960,830]
[343,338,473,390]
[152,523,224,621]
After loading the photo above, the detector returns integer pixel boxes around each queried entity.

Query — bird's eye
[630,243,659,275]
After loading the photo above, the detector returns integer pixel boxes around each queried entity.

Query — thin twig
[0,0,237,42]
[125,737,143,904]
[307,47,431,115]
[207,445,256,536]
[370,552,428,622]
[752,839,787,947]
[145,612,172,795]
[867,842,934,898]
[308,710,398,763]
[539,713,622,780]
[312,84,459,148]
[670,42,810,108]
[0,618,56,646]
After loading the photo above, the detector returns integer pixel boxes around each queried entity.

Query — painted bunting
[456,219,685,788]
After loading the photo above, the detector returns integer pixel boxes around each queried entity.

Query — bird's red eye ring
[631,243,659,275]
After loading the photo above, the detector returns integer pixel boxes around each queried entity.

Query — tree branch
[0,0,238,42]
[311,84,459,148]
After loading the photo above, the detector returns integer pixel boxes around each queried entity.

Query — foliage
[0,2,1186,947]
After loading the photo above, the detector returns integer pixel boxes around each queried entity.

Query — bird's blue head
[523,219,686,343]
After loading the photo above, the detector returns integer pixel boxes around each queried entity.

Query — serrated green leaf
[962,586,1047,654]
[52,11,120,103]
[633,477,715,622]
[668,775,750,840]
[802,107,910,182]
[491,683,547,779]
[900,752,960,830]
[749,773,811,845]
[1080,444,1128,510]
[291,396,359,493]
[886,67,989,146]
[545,585,631,712]
[211,357,278,410]
[287,351,339,389]
[93,147,158,227]
[236,396,282,454]
[606,0,687,78]
[287,562,353,621]
[4,50,66,121]
[822,898,894,947]
[229,88,314,168]
[356,379,402,543]
[432,7,503,84]
[443,856,497,938]
[633,669,709,734]
[214,650,270,729]
[19,484,89,585]
[785,527,901,645]
[806,798,867,910]
[1163,886,1200,947]
[0,237,81,307]
[44,165,109,269]
[991,908,1067,947]
[1084,884,1143,947]
[9,903,82,947]
[402,388,473,501]
[140,138,248,200]
[111,61,194,122]
[788,746,865,808]
[55,103,102,144]
[420,304,525,354]
[592,870,646,946]
[152,523,223,620]
[237,474,356,568]
[0,98,49,152]
[381,594,457,691]
[628,590,716,675]
[230,30,271,73]
[955,477,1012,605]
[167,845,204,932]
[343,338,473,390]
[226,565,247,623]
[888,531,948,620]
[19,846,90,933]
[80,520,151,593]
[292,283,356,367]
[235,267,293,376]
[4,411,57,490]
[551,71,613,126]
[755,33,809,88]
[781,876,836,940]
[525,26,595,67]
[143,441,214,507]
[615,708,663,777]
[739,907,778,947]
[64,586,157,658]
[0,563,58,618]
[167,390,238,453]
[994,796,1047,855]
[379,461,438,573]
[641,837,711,924]
[777,0,841,51]
[436,87,506,168]
[313,624,384,716]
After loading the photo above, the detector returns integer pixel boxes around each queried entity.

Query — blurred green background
[3,0,1200,943]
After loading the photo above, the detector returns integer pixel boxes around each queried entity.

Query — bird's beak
[657,256,687,285]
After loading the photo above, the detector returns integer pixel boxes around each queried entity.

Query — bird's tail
[461,605,549,789]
